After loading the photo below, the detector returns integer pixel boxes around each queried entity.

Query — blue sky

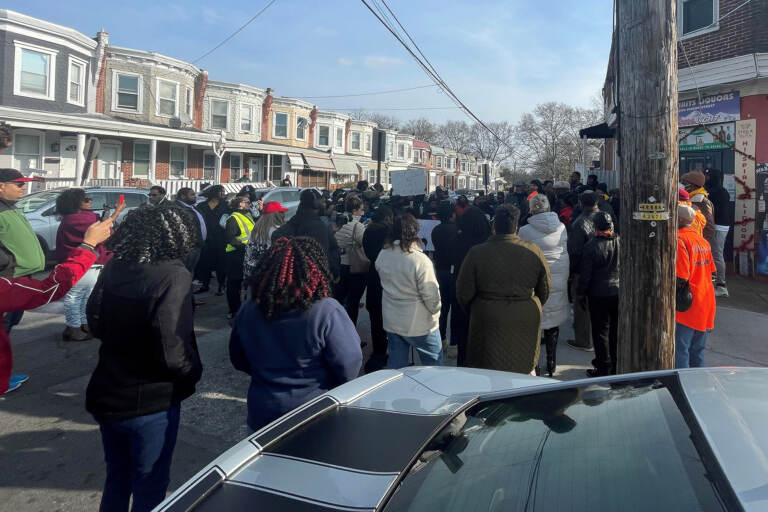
[6,0,613,123]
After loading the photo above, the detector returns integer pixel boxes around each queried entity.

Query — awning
[288,154,304,170]
[304,154,335,172]
[333,158,360,175]
[579,122,615,139]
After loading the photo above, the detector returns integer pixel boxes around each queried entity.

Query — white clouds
[202,7,227,26]
[337,57,356,67]
[363,56,402,68]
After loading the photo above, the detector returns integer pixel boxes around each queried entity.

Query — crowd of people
[0,156,728,509]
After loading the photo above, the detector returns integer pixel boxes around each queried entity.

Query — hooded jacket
[578,233,620,297]
[688,187,715,242]
[706,169,731,227]
[519,212,570,329]
[567,209,597,273]
[272,207,341,278]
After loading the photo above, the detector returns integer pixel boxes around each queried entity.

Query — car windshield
[384,377,726,512]
[16,190,63,213]
[455,189,471,196]
[252,190,270,200]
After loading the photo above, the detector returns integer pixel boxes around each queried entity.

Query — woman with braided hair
[230,236,362,433]
[85,205,202,512]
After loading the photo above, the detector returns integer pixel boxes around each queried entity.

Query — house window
[67,57,86,106]
[420,150,426,163]
[350,131,361,151]
[389,142,394,158]
[157,79,178,117]
[203,152,216,180]
[240,104,254,132]
[337,128,345,149]
[230,153,242,181]
[407,146,412,160]
[14,42,57,101]
[269,155,284,181]
[461,162,467,172]
[296,116,308,141]
[398,143,405,159]
[12,132,42,170]
[185,87,194,118]
[169,144,187,178]
[133,142,150,177]
[211,100,229,130]
[364,133,371,152]
[318,125,330,146]
[114,72,141,112]
[274,112,288,138]
[413,151,419,164]
[680,0,717,37]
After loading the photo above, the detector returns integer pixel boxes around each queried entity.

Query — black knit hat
[594,211,614,231]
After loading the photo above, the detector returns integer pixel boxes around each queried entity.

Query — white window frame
[337,127,345,149]
[66,55,87,107]
[185,86,194,118]
[397,143,405,159]
[420,150,426,164]
[678,0,719,40]
[169,143,187,178]
[203,151,216,180]
[388,142,394,158]
[296,116,308,141]
[240,103,255,133]
[350,131,362,151]
[112,70,143,113]
[364,133,371,152]
[12,129,44,171]
[133,141,151,177]
[407,146,412,160]
[273,111,289,139]
[318,124,330,147]
[13,41,58,101]
[210,99,230,131]
[230,152,243,181]
[156,79,179,118]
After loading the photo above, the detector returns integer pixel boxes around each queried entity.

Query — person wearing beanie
[272,189,340,279]
[679,186,707,237]
[519,194,569,376]
[577,211,619,376]
[676,202,716,368]
[681,170,715,243]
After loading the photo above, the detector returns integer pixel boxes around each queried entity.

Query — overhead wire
[292,84,437,99]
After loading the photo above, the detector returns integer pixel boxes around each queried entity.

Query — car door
[106,191,147,222]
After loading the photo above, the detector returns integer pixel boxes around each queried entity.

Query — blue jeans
[675,323,707,369]
[97,405,181,512]
[387,330,443,369]
[62,267,100,327]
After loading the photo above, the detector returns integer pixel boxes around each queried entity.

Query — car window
[282,190,300,203]
[16,190,63,214]
[265,191,284,203]
[107,192,146,208]
[384,377,726,512]
[85,192,109,211]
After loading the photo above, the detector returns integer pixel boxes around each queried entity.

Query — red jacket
[0,247,96,394]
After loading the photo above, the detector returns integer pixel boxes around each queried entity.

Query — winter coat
[519,212,570,329]
[431,222,458,272]
[0,197,45,277]
[272,208,341,278]
[362,222,389,308]
[334,216,365,267]
[230,298,362,432]
[56,210,112,265]
[375,242,441,337]
[85,259,202,420]
[567,210,597,273]
[706,170,731,227]
[456,234,550,374]
[0,247,97,395]
[689,188,715,242]
[578,234,619,297]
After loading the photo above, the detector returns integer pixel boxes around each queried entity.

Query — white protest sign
[417,219,440,251]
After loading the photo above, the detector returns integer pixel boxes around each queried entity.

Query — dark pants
[451,294,469,366]
[97,404,180,512]
[335,265,367,326]
[588,295,619,375]
[195,242,225,290]
[3,311,23,333]
[364,271,388,372]
[225,249,246,315]
[436,269,454,343]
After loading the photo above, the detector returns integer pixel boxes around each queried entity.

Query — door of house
[59,137,78,178]
[98,145,121,180]
[249,157,264,182]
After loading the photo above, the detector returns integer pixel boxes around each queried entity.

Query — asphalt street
[0,279,766,511]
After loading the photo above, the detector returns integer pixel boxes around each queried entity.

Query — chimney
[92,29,110,113]
[194,70,208,130]
[261,88,274,141]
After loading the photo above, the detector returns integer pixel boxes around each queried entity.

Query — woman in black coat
[195,185,228,294]
[86,205,202,512]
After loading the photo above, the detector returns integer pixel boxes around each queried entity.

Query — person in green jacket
[0,168,46,392]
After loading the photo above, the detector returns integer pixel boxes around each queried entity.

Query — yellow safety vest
[225,212,255,252]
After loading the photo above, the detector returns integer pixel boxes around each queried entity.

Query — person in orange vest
[675,202,716,368]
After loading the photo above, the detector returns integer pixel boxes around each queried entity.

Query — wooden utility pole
[616,0,678,372]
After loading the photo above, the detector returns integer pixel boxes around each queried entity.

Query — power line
[331,106,460,111]
[191,0,278,64]
[293,84,437,99]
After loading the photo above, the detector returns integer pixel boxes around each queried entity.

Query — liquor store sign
[679,91,740,127]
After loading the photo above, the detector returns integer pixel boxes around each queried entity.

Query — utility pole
[616,0,678,372]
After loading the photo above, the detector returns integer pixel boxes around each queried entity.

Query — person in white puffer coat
[519,194,569,376]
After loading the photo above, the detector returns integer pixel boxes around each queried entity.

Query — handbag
[675,278,693,312]
[348,222,370,274]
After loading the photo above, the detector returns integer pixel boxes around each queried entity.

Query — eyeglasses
[83,198,93,202]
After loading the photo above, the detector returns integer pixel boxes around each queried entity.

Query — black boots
[62,326,91,341]
[538,327,559,377]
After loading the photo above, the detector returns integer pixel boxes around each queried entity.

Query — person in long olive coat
[456,204,551,374]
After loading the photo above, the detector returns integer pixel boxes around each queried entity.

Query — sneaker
[446,345,458,359]
[5,374,29,394]
[715,285,729,298]
[566,339,594,352]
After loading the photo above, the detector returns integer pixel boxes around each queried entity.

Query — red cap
[0,169,44,183]
[678,188,690,202]
[263,201,288,214]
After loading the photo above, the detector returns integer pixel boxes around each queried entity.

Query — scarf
[689,187,708,198]
[595,230,615,238]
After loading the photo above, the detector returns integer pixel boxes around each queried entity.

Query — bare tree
[435,120,472,154]
[401,118,437,142]
[469,121,516,164]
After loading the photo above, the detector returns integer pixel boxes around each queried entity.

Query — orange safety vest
[676,227,716,331]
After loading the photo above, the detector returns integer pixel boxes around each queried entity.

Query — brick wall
[678,0,768,69]
[95,52,107,114]
[122,140,134,179]
[742,94,768,163]
[188,148,203,180]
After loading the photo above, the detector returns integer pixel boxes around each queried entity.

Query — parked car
[250,187,321,220]
[18,187,149,259]
[154,366,759,511]
[455,188,476,201]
